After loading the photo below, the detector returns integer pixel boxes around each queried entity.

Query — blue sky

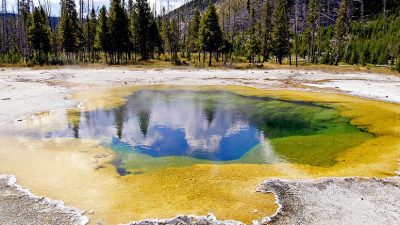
[5,0,185,16]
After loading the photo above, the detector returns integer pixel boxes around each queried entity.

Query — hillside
[170,0,400,32]
[0,13,60,30]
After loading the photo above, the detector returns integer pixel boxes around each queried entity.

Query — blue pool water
[19,88,369,173]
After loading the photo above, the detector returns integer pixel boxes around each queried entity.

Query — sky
[5,0,186,16]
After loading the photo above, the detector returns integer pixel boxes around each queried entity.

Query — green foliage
[305,0,318,62]
[245,0,260,63]
[149,17,163,57]
[261,0,272,62]
[232,32,247,61]
[163,19,180,64]
[48,29,60,63]
[396,60,400,72]
[220,39,233,55]
[19,0,31,27]
[109,0,130,62]
[341,15,400,67]
[272,0,290,64]
[95,6,110,55]
[59,0,80,56]
[245,34,261,63]
[187,10,201,59]
[84,8,97,61]
[27,7,51,64]
[155,16,165,56]
[134,0,153,60]
[0,51,23,64]
[297,10,400,69]
[1,0,399,70]
[129,6,139,58]
[160,16,170,57]
[198,2,223,66]
[333,0,350,65]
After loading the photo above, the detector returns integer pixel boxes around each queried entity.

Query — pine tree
[19,0,31,27]
[246,0,259,63]
[135,0,152,60]
[19,0,31,61]
[84,8,97,62]
[334,0,350,65]
[148,18,162,59]
[27,6,51,64]
[95,6,110,63]
[245,34,261,63]
[59,0,80,60]
[248,0,255,35]
[198,2,223,67]
[109,0,130,63]
[155,16,165,58]
[129,5,138,62]
[50,30,60,61]
[84,16,90,61]
[220,38,233,64]
[187,10,200,61]
[161,15,170,57]
[169,19,180,64]
[306,0,318,62]
[272,0,290,64]
[39,7,51,56]
[262,0,272,62]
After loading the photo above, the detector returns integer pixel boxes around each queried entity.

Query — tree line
[0,0,399,72]
[0,0,225,66]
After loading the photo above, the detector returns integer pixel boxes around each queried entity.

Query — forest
[0,0,399,72]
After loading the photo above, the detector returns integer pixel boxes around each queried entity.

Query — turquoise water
[34,89,371,174]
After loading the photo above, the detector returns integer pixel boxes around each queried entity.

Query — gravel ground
[0,175,88,225]
[258,177,400,225]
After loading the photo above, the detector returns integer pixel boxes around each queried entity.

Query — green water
[70,89,371,174]
[25,89,372,174]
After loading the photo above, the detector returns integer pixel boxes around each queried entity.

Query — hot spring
[20,88,372,174]
[2,85,399,224]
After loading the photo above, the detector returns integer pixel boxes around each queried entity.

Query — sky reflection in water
[16,89,369,173]
[73,90,265,161]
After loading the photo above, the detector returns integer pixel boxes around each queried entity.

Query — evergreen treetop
[198,2,223,66]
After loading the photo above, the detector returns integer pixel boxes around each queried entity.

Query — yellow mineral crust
[0,85,398,224]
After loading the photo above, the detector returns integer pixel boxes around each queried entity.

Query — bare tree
[294,0,299,67]
[383,0,387,28]
[316,0,321,63]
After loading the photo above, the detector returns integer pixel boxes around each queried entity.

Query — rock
[122,214,245,225]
